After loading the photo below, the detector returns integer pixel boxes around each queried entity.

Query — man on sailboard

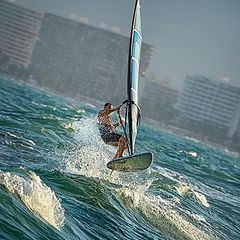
[98,103,127,159]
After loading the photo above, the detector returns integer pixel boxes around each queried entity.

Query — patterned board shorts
[99,128,122,147]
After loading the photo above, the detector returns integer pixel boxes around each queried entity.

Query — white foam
[115,184,211,240]
[178,150,197,157]
[0,170,65,230]
[175,185,210,208]
[61,122,75,130]
[5,132,36,146]
[76,109,85,113]
[188,151,197,157]
[154,166,210,208]
[57,116,115,179]
[6,132,18,138]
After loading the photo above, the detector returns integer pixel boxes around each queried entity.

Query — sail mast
[127,0,142,155]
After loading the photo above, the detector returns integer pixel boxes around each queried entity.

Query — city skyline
[1,0,239,152]
[13,0,240,90]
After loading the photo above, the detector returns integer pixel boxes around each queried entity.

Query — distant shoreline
[1,74,239,156]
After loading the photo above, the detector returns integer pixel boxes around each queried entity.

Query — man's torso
[98,110,114,132]
[98,110,121,146]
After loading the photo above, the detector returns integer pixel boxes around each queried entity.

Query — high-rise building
[30,13,154,105]
[143,73,178,106]
[228,103,240,138]
[0,0,43,67]
[140,73,179,121]
[177,75,240,136]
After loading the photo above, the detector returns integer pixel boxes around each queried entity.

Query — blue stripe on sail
[133,132,136,144]
[132,64,139,100]
[131,59,137,90]
[132,32,142,60]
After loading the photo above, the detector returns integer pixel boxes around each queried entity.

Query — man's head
[104,103,113,111]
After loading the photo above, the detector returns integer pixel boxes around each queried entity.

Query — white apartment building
[177,75,240,137]
[0,0,43,67]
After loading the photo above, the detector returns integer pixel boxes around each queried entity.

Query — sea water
[0,77,239,240]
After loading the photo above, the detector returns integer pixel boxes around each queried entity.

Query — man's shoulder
[98,110,104,116]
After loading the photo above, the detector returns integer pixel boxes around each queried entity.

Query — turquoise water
[0,77,239,240]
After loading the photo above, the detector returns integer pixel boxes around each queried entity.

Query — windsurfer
[98,103,127,159]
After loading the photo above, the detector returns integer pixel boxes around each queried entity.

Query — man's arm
[106,105,121,115]
[113,118,124,129]
[113,122,121,128]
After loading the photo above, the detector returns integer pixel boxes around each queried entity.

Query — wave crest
[0,170,65,230]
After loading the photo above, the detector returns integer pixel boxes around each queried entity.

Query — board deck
[107,152,153,172]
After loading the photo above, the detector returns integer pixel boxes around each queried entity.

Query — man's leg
[114,136,127,159]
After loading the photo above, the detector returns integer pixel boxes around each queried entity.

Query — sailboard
[107,0,153,173]
[107,152,153,172]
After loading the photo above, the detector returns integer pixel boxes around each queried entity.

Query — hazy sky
[16,0,240,89]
